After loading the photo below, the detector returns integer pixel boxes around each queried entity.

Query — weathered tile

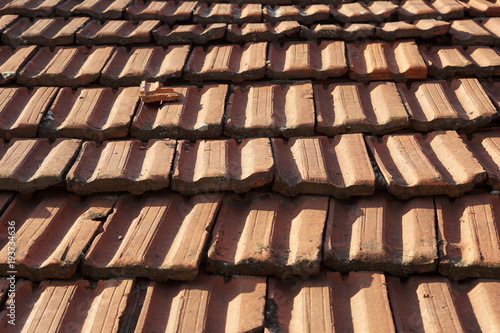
[331,1,398,23]
[267,41,347,79]
[314,81,409,135]
[227,21,300,43]
[39,87,139,141]
[341,23,376,40]
[57,0,132,19]
[83,193,221,281]
[76,20,160,46]
[125,1,197,24]
[66,139,175,195]
[465,0,500,16]
[0,15,18,34]
[366,131,486,199]
[299,23,342,40]
[450,19,496,45]
[0,192,117,280]
[399,0,464,21]
[207,193,329,277]
[0,87,58,139]
[0,45,37,84]
[272,135,375,198]
[225,81,315,138]
[172,138,274,195]
[0,0,64,16]
[263,4,330,23]
[153,23,226,45]
[194,3,262,24]
[376,19,450,39]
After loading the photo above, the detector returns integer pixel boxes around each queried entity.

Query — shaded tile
[399,0,464,21]
[466,131,500,189]
[207,193,329,277]
[263,4,330,23]
[83,193,221,281]
[57,0,132,19]
[18,46,113,88]
[153,23,226,45]
[0,87,58,139]
[76,20,160,46]
[66,139,175,195]
[481,80,500,109]
[172,138,273,195]
[194,3,262,24]
[0,15,18,34]
[267,41,347,79]
[0,0,63,16]
[125,1,197,24]
[341,23,376,40]
[227,21,300,43]
[225,81,315,138]
[450,19,496,45]
[482,17,500,43]
[0,45,37,84]
[272,135,375,198]
[314,81,409,135]
[331,1,398,23]
[366,131,486,199]
[465,0,500,16]
[39,87,139,141]
[0,192,117,280]
[376,19,450,40]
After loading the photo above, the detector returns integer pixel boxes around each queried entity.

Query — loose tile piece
[0,192,117,280]
[0,138,81,193]
[314,81,409,135]
[0,87,58,139]
[267,41,347,79]
[125,1,197,24]
[194,3,262,24]
[0,45,37,84]
[272,135,375,198]
[331,1,398,23]
[76,20,160,46]
[263,4,330,23]
[66,139,176,195]
[468,132,500,189]
[57,0,132,19]
[83,193,221,281]
[227,22,300,43]
[366,131,486,199]
[225,81,315,138]
[376,19,450,40]
[153,23,226,45]
[172,138,274,195]
[0,0,64,16]
[131,84,227,141]
[207,193,329,277]
[399,0,465,21]
[39,87,140,141]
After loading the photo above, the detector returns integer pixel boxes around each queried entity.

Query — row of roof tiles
[0,189,499,281]
[1,272,500,332]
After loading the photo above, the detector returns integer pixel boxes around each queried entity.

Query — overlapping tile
[272,135,375,198]
[263,4,330,23]
[194,3,262,24]
[464,0,500,16]
[76,20,160,46]
[314,82,409,135]
[299,23,342,39]
[267,272,395,332]
[376,19,450,39]
[100,45,190,88]
[449,19,497,45]
[267,41,347,79]
[481,17,500,43]
[83,193,221,281]
[184,42,267,82]
[0,15,18,34]
[66,139,176,195]
[227,22,300,43]
[331,1,398,23]
[398,78,497,131]
[39,87,139,141]
[347,40,427,82]
[399,0,465,21]
[153,23,226,45]
[341,23,376,40]
[125,1,197,24]
[0,138,81,193]
[0,87,58,139]
[57,0,132,19]
[0,45,37,84]
[18,46,113,87]
[481,80,500,108]
[225,81,315,138]
[207,193,329,277]
[0,192,117,280]
[466,132,500,190]
[172,138,273,195]
[0,0,63,16]
[366,131,486,199]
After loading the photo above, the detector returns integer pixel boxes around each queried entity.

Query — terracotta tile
[399,0,465,21]
[465,0,500,16]
[348,40,427,82]
[0,45,37,84]
[0,193,12,215]
[481,80,500,108]
[314,81,409,135]
[100,45,190,88]
[366,131,486,199]
[0,138,81,193]
[76,20,160,46]
[225,81,315,138]
[398,79,497,131]
[66,139,175,195]
[57,0,132,19]
[125,1,197,24]
[227,21,300,43]
[273,135,375,198]
[267,41,347,79]
[376,19,450,39]
[0,192,116,280]
[450,19,496,45]
[0,278,8,305]
[481,17,500,42]
[131,84,227,141]
[184,42,267,83]
[135,274,266,332]
[172,138,273,195]
[194,3,262,24]
[299,23,342,40]
[341,23,376,40]
[207,193,328,277]
[267,271,395,332]
[0,15,19,34]
[154,23,226,45]
[331,1,398,23]
[263,4,330,23]
[466,131,500,189]
[0,87,58,139]
[18,46,113,88]
[39,87,139,141]
[0,0,64,16]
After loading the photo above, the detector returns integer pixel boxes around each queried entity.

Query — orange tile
[57,0,131,19]
[77,20,160,46]
[450,19,496,45]
[154,23,226,45]
[264,4,330,23]
[466,0,500,16]
[377,19,450,39]
[399,0,464,21]
[195,3,262,24]
[299,23,342,39]
[125,1,197,24]
[228,22,300,43]
[331,1,398,23]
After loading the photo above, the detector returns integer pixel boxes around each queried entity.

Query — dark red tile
[76,20,160,46]
[125,1,197,24]
[399,0,465,21]
[194,3,262,24]
[0,193,12,216]
[263,4,330,23]
[465,0,500,16]
[450,19,496,45]
[314,81,409,135]
[39,87,139,141]
[18,46,114,88]
[57,0,132,19]
[207,193,329,277]
[481,80,500,108]
[272,135,375,198]
[0,45,37,84]
[0,0,64,16]
[466,131,500,190]
[153,23,226,45]
[376,19,450,40]
[0,192,117,280]
[225,81,315,138]
[0,87,58,139]
[66,139,175,195]
[331,1,398,23]
[172,138,274,195]
[0,15,19,34]
[227,22,300,43]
